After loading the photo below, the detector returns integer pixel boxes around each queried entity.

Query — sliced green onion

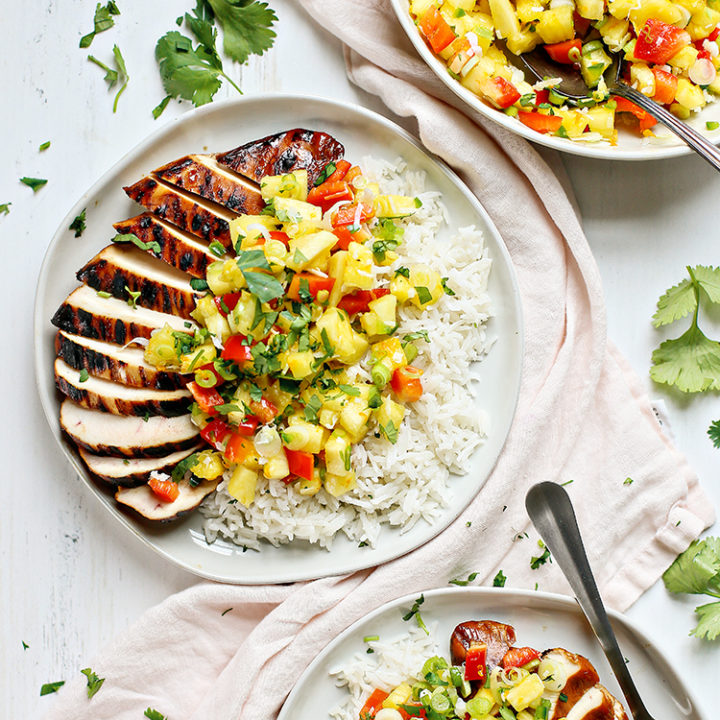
[363,635,379,643]
[430,689,451,714]
[706,121,719,131]
[403,342,418,363]
[467,694,493,718]
[371,362,392,388]
[194,368,217,388]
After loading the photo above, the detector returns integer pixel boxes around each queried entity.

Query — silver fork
[525,482,655,720]
[496,38,720,171]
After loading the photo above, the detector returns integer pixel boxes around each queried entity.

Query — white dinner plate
[279,587,703,720]
[33,94,523,584]
[391,0,720,161]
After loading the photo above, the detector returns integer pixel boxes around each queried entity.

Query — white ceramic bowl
[34,94,523,584]
[391,0,720,160]
[279,587,704,720]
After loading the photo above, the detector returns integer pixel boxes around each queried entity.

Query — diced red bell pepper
[573,11,591,37]
[634,18,691,64]
[319,159,351,185]
[269,231,290,247]
[148,476,180,503]
[501,646,541,669]
[332,202,374,227]
[214,292,241,316]
[390,365,424,403]
[545,39,582,64]
[187,381,224,415]
[534,89,550,106]
[418,7,456,53]
[287,273,336,301]
[652,66,678,105]
[465,644,488,682]
[518,110,564,134]
[709,27,720,42]
[221,335,254,364]
[337,288,391,315]
[249,396,278,425]
[614,97,657,131]
[286,449,314,481]
[201,418,231,451]
[359,689,390,719]
[307,181,354,212]
[479,76,521,109]
[224,433,253,464]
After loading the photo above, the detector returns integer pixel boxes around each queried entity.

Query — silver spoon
[525,482,654,720]
[497,39,720,171]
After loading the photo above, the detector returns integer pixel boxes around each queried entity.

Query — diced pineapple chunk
[390,273,414,303]
[409,264,444,307]
[675,77,706,109]
[597,16,631,52]
[206,258,246,295]
[327,250,348,306]
[260,170,308,202]
[489,0,521,37]
[227,465,258,507]
[373,195,418,218]
[536,6,574,43]
[273,197,322,225]
[315,308,369,364]
[230,214,279,248]
[324,470,356,497]
[282,420,327,453]
[297,471,322,496]
[145,324,180,368]
[360,294,398,338]
[382,684,413,710]
[263,450,290,480]
[228,291,256,337]
[668,45,699,69]
[410,0,436,15]
[516,0,547,23]
[325,428,353,476]
[687,7,720,39]
[287,230,338,271]
[371,337,408,370]
[585,106,616,138]
[190,295,231,342]
[608,0,636,19]
[343,241,375,291]
[630,63,656,96]
[376,396,405,439]
[629,0,684,31]
[339,394,373,442]
[286,350,315,379]
[507,28,540,54]
[190,450,225,480]
[576,0,604,20]
[179,342,216,373]
[506,674,546,712]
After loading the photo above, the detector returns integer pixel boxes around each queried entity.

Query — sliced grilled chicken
[450,620,516,667]
[76,243,199,319]
[61,399,199,457]
[114,213,223,279]
[55,358,191,417]
[115,477,220,522]
[154,154,264,214]
[123,175,239,249]
[565,685,628,720]
[216,128,345,186]
[79,445,202,487]
[55,331,185,390]
[52,285,195,344]
[542,648,600,720]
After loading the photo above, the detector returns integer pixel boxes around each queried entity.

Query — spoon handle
[612,82,720,171]
[525,482,649,720]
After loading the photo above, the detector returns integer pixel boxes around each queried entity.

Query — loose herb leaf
[39,141,51,152]
[79,1,120,48]
[69,208,87,237]
[40,681,65,696]
[404,330,430,343]
[663,537,720,596]
[144,710,167,720]
[78,369,90,383]
[441,277,455,296]
[111,45,129,112]
[450,571,478,586]
[314,161,336,186]
[125,286,141,309]
[80,668,105,699]
[243,270,284,303]
[155,30,240,108]
[415,286,432,304]
[493,570,507,587]
[394,266,410,278]
[152,95,172,119]
[339,384,360,397]
[708,420,720,449]
[20,177,48,192]
[380,420,398,444]
[112,232,161,254]
[0,203,11,215]
[88,54,118,88]
[190,278,210,291]
[530,542,552,570]
[691,601,720,641]
[171,452,200,483]
[402,594,429,634]
[22,640,29,650]
[652,277,695,327]
[207,0,278,64]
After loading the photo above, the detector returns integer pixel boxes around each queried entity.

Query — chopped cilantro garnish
[190,278,210,291]
[79,1,120,48]
[125,286,141,309]
[209,240,225,257]
[415,286,432,304]
[493,569,507,587]
[402,594,429,634]
[339,384,360,397]
[623,477,633,486]
[449,571,478,586]
[80,668,105,699]
[78,369,90,383]
[171,452,200,483]
[314,161,336,186]
[20,177,48,192]
[40,681,65,696]
[404,330,430,343]
[380,420,399,444]
[89,44,129,112]
[394,266,410,278]
[112,232,161,254]
[0,203,10,215]
[530,541,552,569]
[69,208,87,237]
[708,419,720,448]
[144,709,167,720]
[39,140,51,152]
[221,607,233,616]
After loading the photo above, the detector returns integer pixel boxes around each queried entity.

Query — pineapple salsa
[410,0,720,142]
[143,160,452,508]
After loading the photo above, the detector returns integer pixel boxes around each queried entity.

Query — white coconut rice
[199,156,493,550]
[329,623,440,720]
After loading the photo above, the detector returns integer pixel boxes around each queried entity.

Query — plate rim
[389,0,720,161]
[278,585,705,720]
[33,92,524,584]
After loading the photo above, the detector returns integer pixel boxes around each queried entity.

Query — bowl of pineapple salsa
[394,0,720,157]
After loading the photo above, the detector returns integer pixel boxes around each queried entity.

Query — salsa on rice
[143,160,452,507]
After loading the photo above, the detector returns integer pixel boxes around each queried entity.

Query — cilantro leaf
[0,203,11,215]
[88,45,129,112]
[493,569,507,587]
[663,538,720,595]
[155,31,240,108]
[152,95,172,119]
[20,177,47,192]
[401,594,429,634]
[69,208,87,237]
[207,0,278,64]
[79,1,120,48]
[39,140,51,152]
[80,668,105,699]
[653,278,696,327]
[243,271,284,303]
[530,542,552,569]
[144,709,167,720]
[450,571,478,586]
[691,601,720,641]
[88,54,118,88]
[172,452,200,483]
[650,323,720,393]
[708,419,720,449]
[692,265,720,304]
[112,232,161,254]
[22,640,29,650]
[40,681,65,696]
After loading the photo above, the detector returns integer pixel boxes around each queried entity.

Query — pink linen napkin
[43,2,715,718]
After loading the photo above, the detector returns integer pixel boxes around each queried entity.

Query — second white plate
[34,94,523,584]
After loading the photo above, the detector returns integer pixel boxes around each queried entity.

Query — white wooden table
[2,1,717,717]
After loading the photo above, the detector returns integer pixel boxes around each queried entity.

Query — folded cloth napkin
[43,2,715,718]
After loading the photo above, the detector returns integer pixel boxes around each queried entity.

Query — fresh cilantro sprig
[154,0,276,115]
[69,209,87,237]
[402,593,429,635]
[449,571,478,586]
[663,537,720,641]
[144,709,167,720]
[493,569,507,587]
[79,1,120,48]
[708,419,720,448]
[530,541,551,569]
[88,45,129,112]
[650,266,720,393]
[40,681,65,696]
[20,177,48,192]
[80,668,105,698]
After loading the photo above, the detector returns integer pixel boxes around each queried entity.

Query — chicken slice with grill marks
[115,477,220,522]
